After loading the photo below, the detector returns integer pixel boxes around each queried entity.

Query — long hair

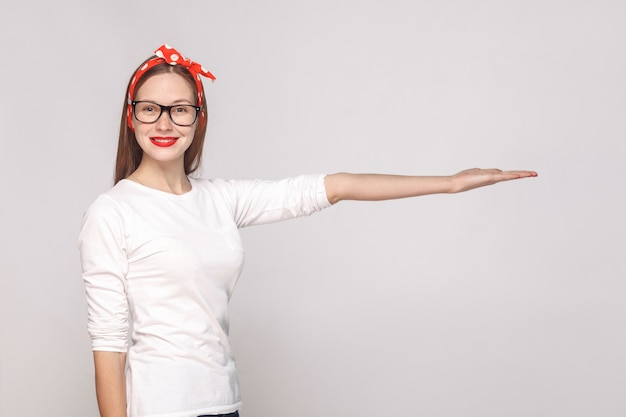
[114,59,208,184]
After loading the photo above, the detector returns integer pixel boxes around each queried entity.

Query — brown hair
[114,59,208,184]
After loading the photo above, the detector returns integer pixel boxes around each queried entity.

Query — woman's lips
[150,137,178,147]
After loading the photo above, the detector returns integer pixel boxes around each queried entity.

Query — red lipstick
[150,137,178,147]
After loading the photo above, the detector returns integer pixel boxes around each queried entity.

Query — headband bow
[126,44,215,129]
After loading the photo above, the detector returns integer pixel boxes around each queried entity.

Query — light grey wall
[2,1,625,416]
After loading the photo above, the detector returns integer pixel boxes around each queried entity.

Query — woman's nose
[155,110,174,130]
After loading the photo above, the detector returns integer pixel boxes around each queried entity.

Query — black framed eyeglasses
[131,101,201,126]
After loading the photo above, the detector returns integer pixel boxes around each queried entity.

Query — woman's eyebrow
[134,98,195,104]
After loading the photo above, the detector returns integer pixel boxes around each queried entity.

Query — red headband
[126,44,216,129]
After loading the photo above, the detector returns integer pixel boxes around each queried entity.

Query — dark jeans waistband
[198,412,239,417]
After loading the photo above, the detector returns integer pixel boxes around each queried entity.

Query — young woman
[78,44,537,417]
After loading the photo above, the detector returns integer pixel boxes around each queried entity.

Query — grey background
[1,1,625,416]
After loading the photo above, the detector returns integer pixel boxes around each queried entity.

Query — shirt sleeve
[221,174,332,228]
[78,195,130,352]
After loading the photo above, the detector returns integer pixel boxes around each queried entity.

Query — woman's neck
[129,161,192,195]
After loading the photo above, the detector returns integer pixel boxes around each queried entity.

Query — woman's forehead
[135,73,195,101]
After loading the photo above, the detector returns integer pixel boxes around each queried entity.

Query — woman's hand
[449,168,538,193]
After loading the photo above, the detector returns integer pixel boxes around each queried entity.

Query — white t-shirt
[78,174,331,417]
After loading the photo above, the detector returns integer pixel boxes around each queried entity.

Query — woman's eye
[136,103,159,113]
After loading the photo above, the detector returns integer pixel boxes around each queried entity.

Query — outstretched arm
[324,168,538,204]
